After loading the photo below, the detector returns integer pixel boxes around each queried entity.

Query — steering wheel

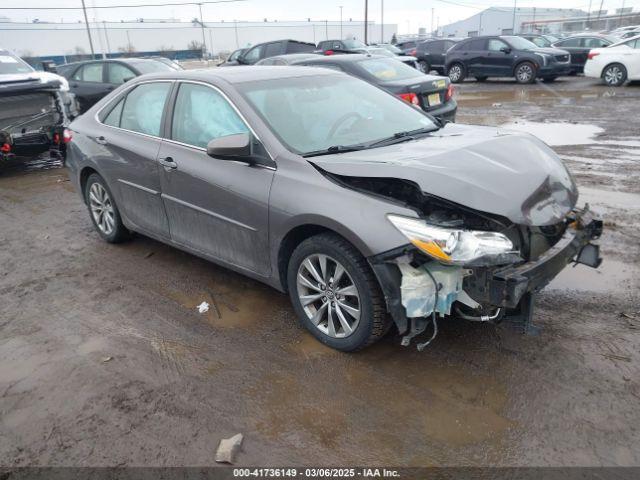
[326,112,364,140]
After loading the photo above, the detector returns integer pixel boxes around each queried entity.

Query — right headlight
[387,214,517,265]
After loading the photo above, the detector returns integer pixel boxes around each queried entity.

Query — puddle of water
[161,278,290,329]
[547,258,638,294]
[456,87,618,108]
[500,121,604,146]
[0,152,63,176]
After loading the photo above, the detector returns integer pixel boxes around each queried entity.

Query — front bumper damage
[370,206,603,349]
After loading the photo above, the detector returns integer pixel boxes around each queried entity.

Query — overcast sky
[2,0,639,33]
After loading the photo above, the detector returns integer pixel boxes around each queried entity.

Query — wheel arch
[276,221,373,293]
[512,59,538,77]
[600,61,627,78]
[79,166,100,203]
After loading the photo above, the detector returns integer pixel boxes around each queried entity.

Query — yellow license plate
[428,93,441,106]
[434,79,446,89]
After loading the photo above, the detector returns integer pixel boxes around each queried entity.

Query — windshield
[343,39,367,49]
[528,36,551,47]
[130,60,175,74]
[358,57,423,81]
[0,51,34,75]
[503,36,538,50]
[238,74,437,155]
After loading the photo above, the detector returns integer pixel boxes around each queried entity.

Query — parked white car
[584,35,640,86]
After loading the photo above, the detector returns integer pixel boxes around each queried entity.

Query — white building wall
[439,8,585,38]
[0,20,398,57]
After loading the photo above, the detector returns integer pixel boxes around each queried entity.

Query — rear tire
[287,233,389,352]
[602,63,627,86]
[84,173,130,243]
[418,60,429,73]
[447,62,466,83]
[515,62,536,84]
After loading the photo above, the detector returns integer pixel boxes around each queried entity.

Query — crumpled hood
[308,124,578,226]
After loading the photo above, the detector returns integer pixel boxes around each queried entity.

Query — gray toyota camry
[65,66,603,352]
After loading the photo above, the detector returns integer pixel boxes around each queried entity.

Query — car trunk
[380,75,450,113]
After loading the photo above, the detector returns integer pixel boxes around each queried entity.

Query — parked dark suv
[223,39,316,66]
[413,38,461,74]
[316,39,367,54]
[445,35,571,83]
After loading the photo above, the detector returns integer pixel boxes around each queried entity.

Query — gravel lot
[1,75,639,467]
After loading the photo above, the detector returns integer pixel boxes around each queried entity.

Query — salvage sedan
[65,67,603,352]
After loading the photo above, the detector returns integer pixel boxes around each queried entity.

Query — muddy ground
[1,76,639,467]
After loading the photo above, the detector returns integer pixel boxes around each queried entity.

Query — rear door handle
[95,135,108,145]
[159,156,177,170]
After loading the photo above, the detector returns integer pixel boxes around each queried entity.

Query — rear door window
[264,42,284,58]
[467,39,486,50]
[120,82,171,137]
[107,63,136,84]
[73,63,103,82]
[556,38,581,47]
[171,83,249,149]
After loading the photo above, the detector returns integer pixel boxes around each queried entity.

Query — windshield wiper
[302,144,368,158]
[366,126,438,148]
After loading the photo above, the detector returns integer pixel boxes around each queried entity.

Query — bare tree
[187,40,205,52]
[157,45,175,57]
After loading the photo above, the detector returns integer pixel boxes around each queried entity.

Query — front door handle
[159,156,177,170]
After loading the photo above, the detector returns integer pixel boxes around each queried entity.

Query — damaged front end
[334,173,604,349]
[370,201,603,349]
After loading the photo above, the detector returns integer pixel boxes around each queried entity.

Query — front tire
[447,62,466,83]
[84,173,130,243]
[602,63,627,86]
[418,60,429,73]
[287,233,389,352]
[515,62,536,84]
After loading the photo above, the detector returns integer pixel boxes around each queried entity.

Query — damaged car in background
[1,48,77,161]
[65,67,602,352]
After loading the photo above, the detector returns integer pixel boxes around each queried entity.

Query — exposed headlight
[387,214,516,265]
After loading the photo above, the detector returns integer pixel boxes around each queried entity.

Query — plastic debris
[101,356,113,363]
[215,433,243,464]
[197,302,210,314]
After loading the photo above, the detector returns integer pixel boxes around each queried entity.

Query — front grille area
[555,54,570,63]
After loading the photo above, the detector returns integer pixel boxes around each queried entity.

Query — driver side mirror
[500,46,512,54]
[207,133,251,159]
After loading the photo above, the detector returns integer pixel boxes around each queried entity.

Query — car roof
[132,65,340,84]
[291,53,382,64]
[59,57,164,68]
[265,53,321,61]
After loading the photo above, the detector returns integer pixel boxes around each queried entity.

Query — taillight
[410,49,417,56]
[398,92,420,106]
[325,50,334,56]
[587,51,599,60]
[1,143,11,153]
[63,129,73,143]
[445,84,454,101]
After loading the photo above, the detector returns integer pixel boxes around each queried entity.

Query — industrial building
[438,7,586,38]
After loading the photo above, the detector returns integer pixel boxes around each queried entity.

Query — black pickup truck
[1,48,78,161]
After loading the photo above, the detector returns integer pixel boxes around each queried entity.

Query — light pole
[512,0,517,34]
[80,0,95,58]
[380,0,384,43]
[364,0,368,44]
[339,6,343,39]
[198,3,207,58]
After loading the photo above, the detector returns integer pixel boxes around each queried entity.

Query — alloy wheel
[296,253,361,338]
[88,182,115,235]
[604,66,623,86]
[449,65,462,82]
[517,64,533,83]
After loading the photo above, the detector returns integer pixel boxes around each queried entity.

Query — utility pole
[103,20,111,55]
[478,11,482,34]
[364,0,368,44]
[512,0,517,34]
[339,6,343,39]
[596,0,604,26]
[198,3,207,58]
[80,0,95,58]
[587,0,593,27]
[380,0,384,43]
